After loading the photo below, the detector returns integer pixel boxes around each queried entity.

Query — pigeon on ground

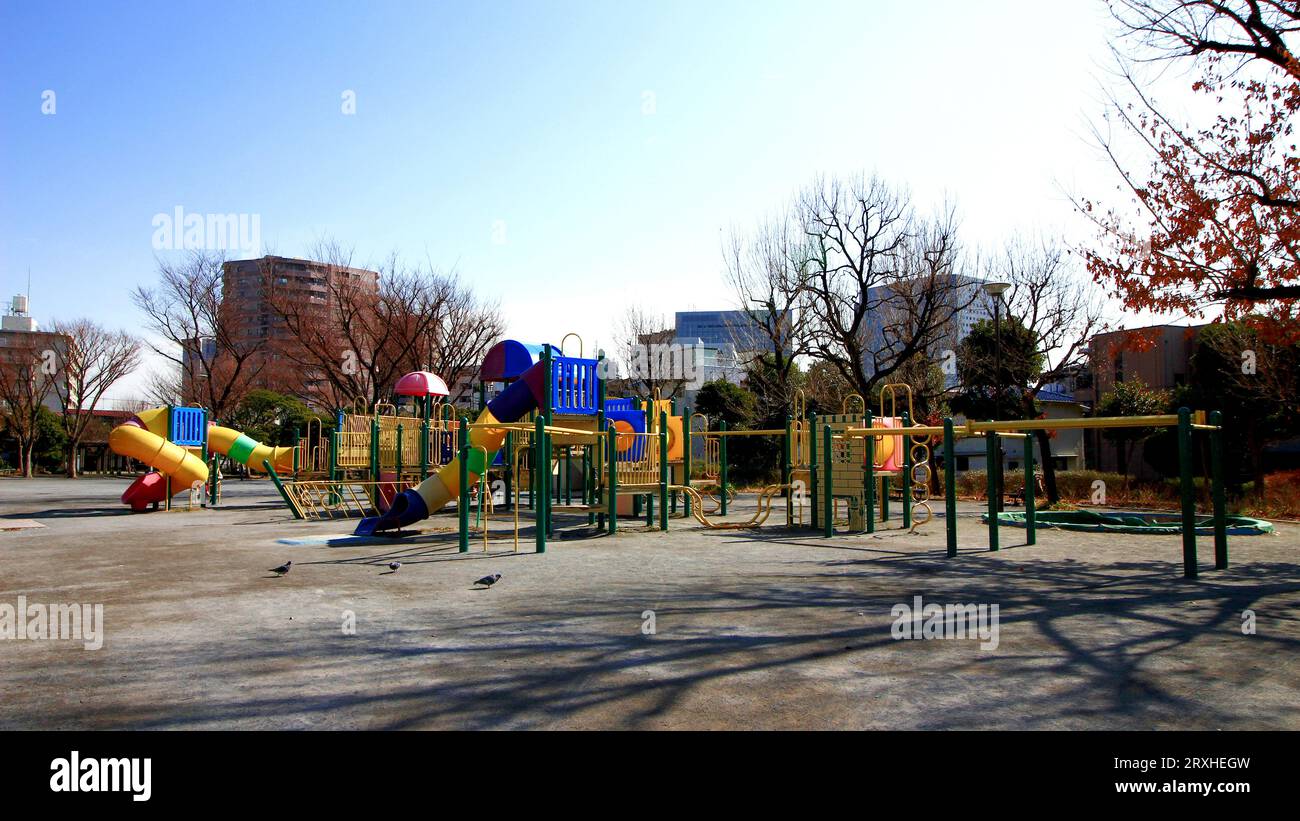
[269,561,292,576]
[388,561,402,573]
[473,573,501,589]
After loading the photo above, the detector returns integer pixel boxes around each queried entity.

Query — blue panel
[169,406,208,447]
[604,407,646,462]
[550,355,598,415]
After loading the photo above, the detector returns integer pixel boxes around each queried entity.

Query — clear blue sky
[1,0,1120,399]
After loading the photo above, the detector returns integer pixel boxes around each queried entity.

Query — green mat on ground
[982,509,1274,535]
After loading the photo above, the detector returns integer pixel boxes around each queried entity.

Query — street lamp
[982,281,1011,510]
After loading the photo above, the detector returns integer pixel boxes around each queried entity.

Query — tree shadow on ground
[14,536,1298,730]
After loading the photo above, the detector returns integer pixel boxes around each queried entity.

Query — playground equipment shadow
[1,477,1297,730]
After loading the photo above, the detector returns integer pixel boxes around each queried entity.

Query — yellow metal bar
[966,415,1186,433]
[465,422,598,438]
[845,425,948,437]
[687,428,788,437]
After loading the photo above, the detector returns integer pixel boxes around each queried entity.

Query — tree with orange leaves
[1082,1,1300,337]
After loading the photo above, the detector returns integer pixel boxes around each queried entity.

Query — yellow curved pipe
[108,425,208,490]
[206,425,295,473]
[410,408,510,513]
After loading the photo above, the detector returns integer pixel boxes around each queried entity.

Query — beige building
[950,388,1088,475]
[184,256,382,407]
[0,294,69,414]
[1077,324,1206,476]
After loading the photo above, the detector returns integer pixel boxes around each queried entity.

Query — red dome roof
[394,371,449,397]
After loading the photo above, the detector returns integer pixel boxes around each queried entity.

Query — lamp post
[982,281,1011,511]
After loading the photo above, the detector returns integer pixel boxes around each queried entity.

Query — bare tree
[723,211,812,412]
[48,319,142,477]
[0,332,62,476]
[132,250,268,419]
[415,268,504,404]
[797,173,979,404]
[266,248,499,411]
[611,305,691,401]
[1108,0,1300,74]
[142,368,183,407]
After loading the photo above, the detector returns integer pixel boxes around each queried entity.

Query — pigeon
[388,561,402,573]
[269,561,292,576]
[473,573,501,589]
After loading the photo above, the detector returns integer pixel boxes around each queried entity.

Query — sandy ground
[1,476,1297,730]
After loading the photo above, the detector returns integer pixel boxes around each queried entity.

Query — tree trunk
[1035,428,1059,506]
[65,437,80,479]
[21,441,35,478]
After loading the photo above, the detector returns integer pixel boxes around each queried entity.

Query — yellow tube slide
[206,425,296,473]
[409,408,509,514]
[108,424,209,489]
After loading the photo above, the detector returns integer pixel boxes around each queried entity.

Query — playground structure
[117,332,1256,581]
[266,336,779,544]
[107,405,295,511]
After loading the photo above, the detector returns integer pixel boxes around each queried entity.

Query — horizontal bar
[844,426,948,437]
[966,415,1195,432]
[466,422,598,437]
[689,429,788,437]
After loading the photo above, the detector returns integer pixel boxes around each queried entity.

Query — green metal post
[719,419,729,516]
[822,424,833,538]
[535,415,547,553]
[544,427,553,538]
[864,411,874,534]
[1209,410,1227,569]
[901,411,913,530]
[370,416,380,484]
[457,415,470,552]
[328,429,340,506]
[986,432,999,551]
[607,425,618,534]
[420,420,430,481]
[659,411,669,531]
[395,424,404,484]
[583,444,593,525]
[264,460,304,520]
[809,414,818,530]
[421,396,431,480]
[457,442,469,553]
[592,408,604,526]
[1023,433,1036,546]
[1178,407,1197,578]
[943,418,956,557]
